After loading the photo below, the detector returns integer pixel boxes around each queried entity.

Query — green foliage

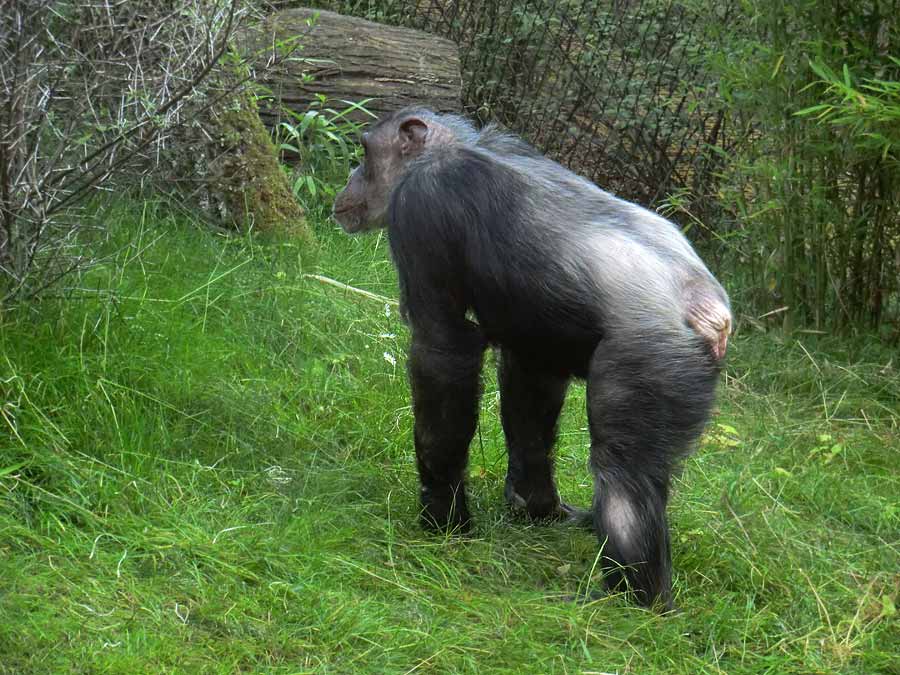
[278,97,376,219]
[700,0,900,335]
[797,57,900,165]
[1,200,898,672]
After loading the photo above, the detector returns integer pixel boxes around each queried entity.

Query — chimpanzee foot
[557,501,593,528]
[505,480,589,524]
[420,486,471,534]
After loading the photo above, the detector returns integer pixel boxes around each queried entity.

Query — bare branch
[0,0,264,302]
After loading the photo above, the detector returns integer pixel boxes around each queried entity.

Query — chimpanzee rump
[332,107,732,610]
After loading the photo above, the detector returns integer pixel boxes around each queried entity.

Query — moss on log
[171,62,312,242]
[207,89,310,240]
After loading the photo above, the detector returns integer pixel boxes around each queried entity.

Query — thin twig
[303,273,399,306]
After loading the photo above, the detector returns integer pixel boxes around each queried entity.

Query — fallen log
[242,8,462,126]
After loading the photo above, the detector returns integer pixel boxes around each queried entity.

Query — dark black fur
[341,109,729,610]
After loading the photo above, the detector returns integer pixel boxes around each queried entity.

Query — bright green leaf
[0,461,26,477]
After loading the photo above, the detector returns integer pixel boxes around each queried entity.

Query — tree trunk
[169,62,312,241]
[241,8,462,126]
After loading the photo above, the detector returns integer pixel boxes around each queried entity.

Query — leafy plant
[797,57,900,166]
[277,96,376,219]
[699,0,900,336]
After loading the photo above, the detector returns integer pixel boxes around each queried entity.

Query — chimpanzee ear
[399,118,428,157]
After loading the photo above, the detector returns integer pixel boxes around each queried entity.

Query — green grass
[1,202,897,674]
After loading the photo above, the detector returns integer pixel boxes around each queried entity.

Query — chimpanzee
[332,107,732,610]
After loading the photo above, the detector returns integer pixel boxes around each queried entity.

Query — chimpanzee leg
[586,331,719,609]
[408,322,486,532]
[499,349,571,520]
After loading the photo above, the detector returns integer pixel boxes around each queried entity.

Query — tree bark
[242,8,462,126]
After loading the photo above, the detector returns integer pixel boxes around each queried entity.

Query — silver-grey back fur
[411,111,729,340]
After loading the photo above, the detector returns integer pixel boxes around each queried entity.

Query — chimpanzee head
[332,109,455,233]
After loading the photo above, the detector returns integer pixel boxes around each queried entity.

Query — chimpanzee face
[332,117,429,233]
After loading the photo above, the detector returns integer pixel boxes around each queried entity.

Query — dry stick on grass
[303,273,399,307]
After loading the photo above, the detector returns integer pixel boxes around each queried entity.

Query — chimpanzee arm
[399,266,485,530]
[387,157,491,530]
[407,315,485,531]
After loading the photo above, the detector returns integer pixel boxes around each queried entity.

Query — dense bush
[702,0,899,336]
[0,0,312,304]
[0,0,250,302]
